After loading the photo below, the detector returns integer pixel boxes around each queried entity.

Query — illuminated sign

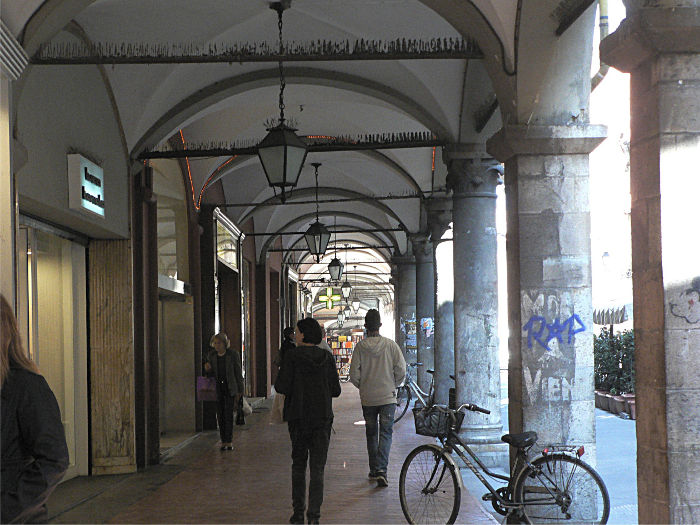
[68,154,105,217]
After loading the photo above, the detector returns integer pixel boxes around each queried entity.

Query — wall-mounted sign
[68,154,105,217]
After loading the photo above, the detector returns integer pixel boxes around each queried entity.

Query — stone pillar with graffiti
[445,146,507,468]
[426,197,453,405]
[411,233,435,393]
[602,4,700,522]
[488,125,605,454]
[392,254,417,364]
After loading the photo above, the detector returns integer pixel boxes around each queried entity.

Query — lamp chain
[277,8,286,124]
[314,165,319,220]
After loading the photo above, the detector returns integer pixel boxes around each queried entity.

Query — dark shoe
[220,445,233,451]
[368,471,379,480]
[308,520,319,524]
[376,473,388,487]
[289,513,304,524]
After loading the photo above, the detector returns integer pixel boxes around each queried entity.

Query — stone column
[602,5,700,522]
[445,146,507,468]
[411,234,435,392]
[426,197,453,405]
[392,254,417,363]
[487,125,605,457]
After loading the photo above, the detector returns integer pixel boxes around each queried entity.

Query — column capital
[391,254,416,267]
[409,233,433,263]
[601,6,700,72]
[486,124,607,163]
[445,157,502,196]
[425,197,452,243]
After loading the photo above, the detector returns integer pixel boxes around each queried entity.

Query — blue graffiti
[523,314,586,351]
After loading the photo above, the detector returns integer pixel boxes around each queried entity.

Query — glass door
[16,224,89,480]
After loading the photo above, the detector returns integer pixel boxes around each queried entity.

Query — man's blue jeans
[362,404,396,475]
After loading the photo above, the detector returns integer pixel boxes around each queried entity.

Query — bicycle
[399,403,610,524]
[395,362,435,423]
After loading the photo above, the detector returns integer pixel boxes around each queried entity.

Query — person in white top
[349,309,406,487]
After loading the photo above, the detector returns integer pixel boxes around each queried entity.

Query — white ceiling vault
[4,0,601,286]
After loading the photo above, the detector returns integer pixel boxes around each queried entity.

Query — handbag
[235,396,246,425]
[241,396,253,416]
[269,390,285,425]
[196,376,217,402]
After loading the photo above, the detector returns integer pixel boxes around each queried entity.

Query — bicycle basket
[413,405,464,438]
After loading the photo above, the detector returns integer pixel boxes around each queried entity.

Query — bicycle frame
[441,432,522,512]
[401,364,433,407]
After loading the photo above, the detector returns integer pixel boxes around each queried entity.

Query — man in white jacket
[349,309,406,487]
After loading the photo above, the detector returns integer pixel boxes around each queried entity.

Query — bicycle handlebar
[459,403,491,414]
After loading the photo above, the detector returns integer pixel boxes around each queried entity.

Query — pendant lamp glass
[328,257,343,281]
[304,163,330,261]
[327,216,343,281]
[257,3,307,203]
[351,264,361,312]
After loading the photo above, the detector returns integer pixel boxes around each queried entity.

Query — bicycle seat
[426,369,434,374]
[408,362,423,368]
[501,431,538,449]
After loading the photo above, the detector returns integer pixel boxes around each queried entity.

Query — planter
[621,393,635,414]
[603,393,615,412]
[595,391,609,410]
[627,399,636,420]
[610,395,626,415]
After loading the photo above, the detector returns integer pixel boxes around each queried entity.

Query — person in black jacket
[1,294,69,524]
[274,326,296,370]
[204,332,244,451]
[274,318,341,525]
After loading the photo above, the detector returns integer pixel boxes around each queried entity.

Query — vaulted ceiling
[4,0,599,296]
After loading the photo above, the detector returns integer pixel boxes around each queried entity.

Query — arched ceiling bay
[5,0,551,293]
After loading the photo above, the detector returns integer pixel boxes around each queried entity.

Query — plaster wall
[15,41,129,239]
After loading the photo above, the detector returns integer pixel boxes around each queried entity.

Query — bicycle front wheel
[513,453,610,524]
[395,385,411,423]
[399,444,461,524]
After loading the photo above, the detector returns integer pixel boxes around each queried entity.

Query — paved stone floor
[48,383,497,524]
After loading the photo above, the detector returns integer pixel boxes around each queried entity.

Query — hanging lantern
[352,296,361,312]
[328,257,343,281]
[256,2,307,203]
[305,221,330,261]
[304,163,329,261]
[341,280,352,299]
[258,123,307,202]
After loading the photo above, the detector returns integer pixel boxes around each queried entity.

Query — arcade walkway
[47,383,496,524]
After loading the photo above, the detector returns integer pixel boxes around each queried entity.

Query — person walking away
[1,294,69,523]
[204,332,244,451]
[274,327,296,370]
[274,318,341,524]
[318,327,333,355]
[349,308,406,488]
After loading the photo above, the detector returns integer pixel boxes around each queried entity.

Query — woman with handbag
[274,318,341,524]
[204,332,244,451]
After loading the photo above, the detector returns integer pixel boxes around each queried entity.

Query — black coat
[274,345,341,423]
[205,349,244,397]
[1,367,69,524]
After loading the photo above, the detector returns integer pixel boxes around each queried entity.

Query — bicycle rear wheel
[513,453,610,524]
[399,444,461,524]
[395,385,411,423]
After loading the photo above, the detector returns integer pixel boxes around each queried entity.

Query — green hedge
[594,327,635,394]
